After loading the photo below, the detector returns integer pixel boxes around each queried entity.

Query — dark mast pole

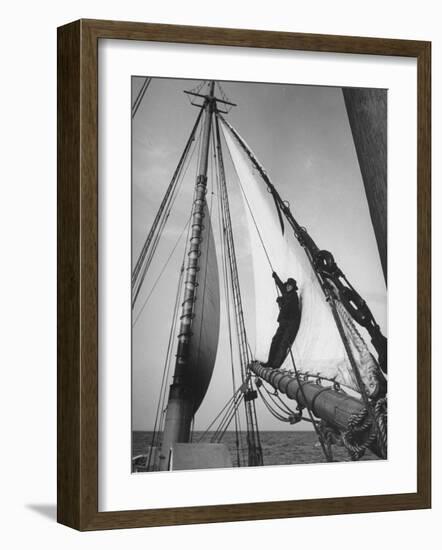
[159,82,216,470]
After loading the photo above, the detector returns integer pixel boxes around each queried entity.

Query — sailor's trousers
[266,319,300,369]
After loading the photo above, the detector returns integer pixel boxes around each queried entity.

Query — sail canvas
[131,77,388,472]
[220,121,370,390]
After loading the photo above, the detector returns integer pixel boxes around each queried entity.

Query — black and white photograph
[131,77,388,473]
[1,0,436,543]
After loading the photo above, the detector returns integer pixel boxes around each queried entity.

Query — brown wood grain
[57,20,81,529]
[57,19,431,531]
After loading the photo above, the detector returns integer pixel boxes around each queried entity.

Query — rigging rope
[218,114,388,462]
[255,382,296,423]
[132,106,204,305]
[220,124,275,273]
[213,116,263,465]
[211,394,245,443]
[213,135,243,466]
[145,262,185,470]
[133,215,192,327]
[132,123,201,306]
[132,77,151,118]
[145,163,201,469]
[197,386,244,442]
[258,378,300,418]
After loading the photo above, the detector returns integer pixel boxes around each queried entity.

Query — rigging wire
[212,125,244,465]
[213,116,253,368]
[213,114,263,466]
[197,387,244,443]
[132,106,205,304]
[132,77,152,118]
[186,80,207,105]
[132,215,192,327]
[193,127,245,463]
[144,112,207,469]
[132,129,198,303]
[219,115,369,460]
[220,116,388,453]
[145,262,185,470]
[218,115,336,461]
[216,82,233,113]
[219,122,275,274]
[211,394,245,443]
[132,116,204,307]
[152,128,206,457]
[153,186,198,456]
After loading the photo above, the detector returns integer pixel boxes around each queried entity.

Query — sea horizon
[132,429,379,469]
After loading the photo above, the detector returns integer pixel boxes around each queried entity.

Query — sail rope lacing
[154,182,199,434]
[190,148,217,421]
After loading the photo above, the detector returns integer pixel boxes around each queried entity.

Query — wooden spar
[249,362,384,459]
[159,82,216,471]
[250,362,364,431]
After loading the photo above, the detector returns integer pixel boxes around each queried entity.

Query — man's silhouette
[263,272,301,369]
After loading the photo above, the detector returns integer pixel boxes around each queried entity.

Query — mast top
[184,81,237,114]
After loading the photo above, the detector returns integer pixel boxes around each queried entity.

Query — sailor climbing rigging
[263,272,301,369]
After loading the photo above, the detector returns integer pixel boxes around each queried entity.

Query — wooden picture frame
[57,19,431,530]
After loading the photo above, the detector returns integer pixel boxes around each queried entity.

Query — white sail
[220,120,377,394]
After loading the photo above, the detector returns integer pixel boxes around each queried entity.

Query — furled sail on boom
[220,120,380,395]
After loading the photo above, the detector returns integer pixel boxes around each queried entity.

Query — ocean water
[132,431,378,469]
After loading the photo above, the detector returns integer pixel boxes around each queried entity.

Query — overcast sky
[131,77,387,432]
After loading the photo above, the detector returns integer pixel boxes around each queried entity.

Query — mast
[214,113,263,466]
[158,82,216,470]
